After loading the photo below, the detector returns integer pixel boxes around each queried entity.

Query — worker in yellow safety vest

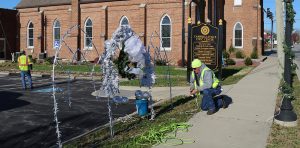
[18,50,33,90]
[190,59,226,115]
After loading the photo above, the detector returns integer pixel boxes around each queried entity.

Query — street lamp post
[274,0,297,127]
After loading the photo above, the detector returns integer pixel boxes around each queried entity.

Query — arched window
[53,20,61,48]
[120,16,129,27]
[234,0,242,6]
[160,15,171,50]
[233,22,243,48]
[27,22,34,48]
[84,18,93,49]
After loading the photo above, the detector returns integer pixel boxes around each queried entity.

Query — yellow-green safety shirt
[18,55,32,71]
[192,67,220,92]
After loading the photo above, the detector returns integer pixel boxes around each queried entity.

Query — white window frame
[84,18,93,50]
[27,21,34,48]
[120,16,129,27]
[234,0,242,6]
[160,14,172,51]
[53,20,61,49]
[233,22,243,48]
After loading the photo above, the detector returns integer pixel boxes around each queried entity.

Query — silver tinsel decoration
[99,40,119,138]
[52,48,62,148]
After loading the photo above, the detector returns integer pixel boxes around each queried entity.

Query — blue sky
[0,0,299,31]
[264,0,300,31]
[0,0,20,9]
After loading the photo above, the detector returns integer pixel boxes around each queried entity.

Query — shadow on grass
[154,96,195,118]
[215,68,243,81]
[153,94,233,116]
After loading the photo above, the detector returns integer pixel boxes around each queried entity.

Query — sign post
[218,19,223,80]
[187,17,192,82]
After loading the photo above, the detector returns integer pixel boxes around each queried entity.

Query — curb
[1,71,104,83]
[0,72,9,76]
[1,72,46,78]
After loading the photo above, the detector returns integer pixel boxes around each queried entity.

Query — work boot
[207,109,216,115]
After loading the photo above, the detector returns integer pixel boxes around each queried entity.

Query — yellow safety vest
[192,67,220,90]
[18,55,31,71]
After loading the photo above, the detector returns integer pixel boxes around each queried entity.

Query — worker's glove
[190,94,196,98]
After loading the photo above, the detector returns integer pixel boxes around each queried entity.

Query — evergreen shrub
[223,51,230,59]
[250,47,258,59]
[226,58,236,65]
[244,57,253,66]
[235,50,245,59]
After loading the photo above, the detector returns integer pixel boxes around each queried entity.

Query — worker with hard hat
[190,59,226,115]
[18,50,33,90]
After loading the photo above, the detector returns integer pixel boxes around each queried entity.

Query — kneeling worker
[190,59,225,115]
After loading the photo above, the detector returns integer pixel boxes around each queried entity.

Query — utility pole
[275,0,285,74]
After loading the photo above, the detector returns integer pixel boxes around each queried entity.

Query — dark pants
[20,71,32,89]
[201,86,222,111]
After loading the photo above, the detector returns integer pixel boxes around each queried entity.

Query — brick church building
[16,0,263,65]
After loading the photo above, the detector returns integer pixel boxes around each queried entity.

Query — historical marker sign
[191,23,219,70]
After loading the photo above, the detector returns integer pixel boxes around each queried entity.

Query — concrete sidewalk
[155,56,280,148]
[119,86,190,101]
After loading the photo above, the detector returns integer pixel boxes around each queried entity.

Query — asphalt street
[0,75,136,148]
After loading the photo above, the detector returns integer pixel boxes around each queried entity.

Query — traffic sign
[54,40,60,48]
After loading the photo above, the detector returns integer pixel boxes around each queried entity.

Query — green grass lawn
[0,62,185,75]
[267,74,300,148]
[34,64,101,73]
[155,66,186,76]
[120,66,254,86]
[64,95,200,148]
[0,61,252,86]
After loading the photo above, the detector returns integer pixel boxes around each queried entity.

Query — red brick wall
[17,0,262,64]
[42,6,71,59]
[19,8,41,58]
[224,0,262,57]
